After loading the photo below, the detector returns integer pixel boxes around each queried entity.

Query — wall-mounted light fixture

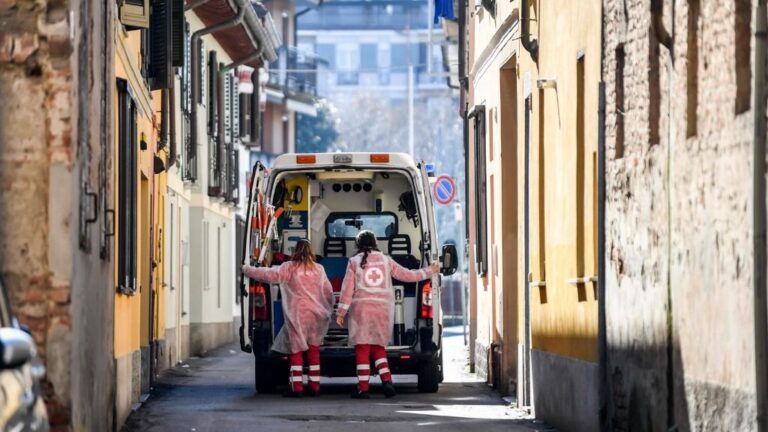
[537,78,557,90]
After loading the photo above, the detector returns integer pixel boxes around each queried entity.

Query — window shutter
[231,73,240,142]
[199,40,206,105]
[183,22,191,114]
[224,71,233,145]
[120,0,150,29]
[149,0,173,90]
[208,50,218,137]
[171,0,185,67]
[472,106,488,276]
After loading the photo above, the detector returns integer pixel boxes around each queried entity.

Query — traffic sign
[433,174,456,205]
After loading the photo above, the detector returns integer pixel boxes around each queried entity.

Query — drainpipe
[597,82,608,432]
[753,1,767,431]
[169,84,177,168]
[521,0,538,62]
[651,0,672,51]
[190,4,248,181]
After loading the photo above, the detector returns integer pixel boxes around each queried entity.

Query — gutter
[753,1,768,431]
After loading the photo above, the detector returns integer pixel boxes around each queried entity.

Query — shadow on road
[122,328,555,432]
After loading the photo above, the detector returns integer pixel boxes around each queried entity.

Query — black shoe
[305,388,320,397]
[283,389,303,398]
[382,381,396,398]
[351,390,370,399]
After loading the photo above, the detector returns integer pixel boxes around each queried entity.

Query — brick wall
[602,0,761,430]
[0,1,114,430]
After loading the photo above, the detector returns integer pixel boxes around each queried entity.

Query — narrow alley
[122,328,550,432]
[1,0,767,431]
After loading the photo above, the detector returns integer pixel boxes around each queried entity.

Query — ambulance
[239,152,458,393]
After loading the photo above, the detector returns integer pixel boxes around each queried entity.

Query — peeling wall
[0,0,114,431]
[602,0,761,430]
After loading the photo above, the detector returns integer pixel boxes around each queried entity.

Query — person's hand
[430,262,440,273]
[336,312,346,327]
[241,265,252,276]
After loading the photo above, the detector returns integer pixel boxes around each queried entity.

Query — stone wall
[602,0,762,430]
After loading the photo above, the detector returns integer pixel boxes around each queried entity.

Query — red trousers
[288,345,321,393]
[355,344,392,392]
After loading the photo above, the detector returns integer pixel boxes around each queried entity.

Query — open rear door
[418,163,441,331]
[239,161,267,353]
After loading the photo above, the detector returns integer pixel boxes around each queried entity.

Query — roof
[188,0,278,67]
[271,152,419,171]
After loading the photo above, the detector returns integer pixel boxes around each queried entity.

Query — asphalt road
[122,327,554,432]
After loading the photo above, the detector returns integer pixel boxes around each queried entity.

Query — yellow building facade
[466,1,601,430]
[113,20,167,428]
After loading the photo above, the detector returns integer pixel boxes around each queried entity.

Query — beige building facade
[465,1,602,430]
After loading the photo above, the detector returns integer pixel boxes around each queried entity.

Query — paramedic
[242,239,334,397]
[336,230,438,399]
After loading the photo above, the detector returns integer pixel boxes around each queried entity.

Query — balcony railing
[269,46,319,98]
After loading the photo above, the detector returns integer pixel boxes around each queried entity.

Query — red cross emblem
[364,267,384,286]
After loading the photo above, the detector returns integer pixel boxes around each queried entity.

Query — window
[317,44,336,69]
[326,212,398,239]
[649,30,661,145]
[217,225,222,308]
[337,44,360,85]
[378,44,391,85]
[687,0,700,137]
[470,106,488,276]
[390,43,407,69]
[360,43,378,70]
[576,56,586,279]
[735,0,751,114]
[117,79,138,295]
[614,45,626,158]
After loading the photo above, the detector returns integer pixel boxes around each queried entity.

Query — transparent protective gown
[244,262,335,354]
[338,251,433,347]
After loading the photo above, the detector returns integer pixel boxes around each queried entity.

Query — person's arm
[389,258,439,282]
[336,261,357,326]
[241,262,289,284]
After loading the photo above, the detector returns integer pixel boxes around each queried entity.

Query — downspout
[753,1,768,431]
[521,0,538,62]
[597,82,607,432]
[169,84,177,167]
[190,3,248,182]
[650,0,672,51]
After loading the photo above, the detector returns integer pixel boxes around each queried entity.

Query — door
[419,163,441,343]
[239,161,268,353]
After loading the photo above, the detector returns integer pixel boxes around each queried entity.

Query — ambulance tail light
[250,282,269,321]
[420,282,433,319]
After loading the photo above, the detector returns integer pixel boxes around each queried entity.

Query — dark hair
[291,239,316,268]
[355,230,379,269]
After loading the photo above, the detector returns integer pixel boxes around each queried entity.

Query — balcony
[268,46,319,100]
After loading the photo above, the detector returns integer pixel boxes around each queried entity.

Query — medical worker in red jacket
[242,239,334,397]
[336,230,438,399]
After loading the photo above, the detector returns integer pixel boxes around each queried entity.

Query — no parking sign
[433,174,456,205]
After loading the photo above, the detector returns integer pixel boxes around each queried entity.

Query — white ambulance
[239,153,458,393]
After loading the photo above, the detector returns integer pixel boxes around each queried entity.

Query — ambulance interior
[268,170,428,349]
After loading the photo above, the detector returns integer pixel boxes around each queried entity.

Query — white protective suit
[244,261,335,354]
[337,251,434,347]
